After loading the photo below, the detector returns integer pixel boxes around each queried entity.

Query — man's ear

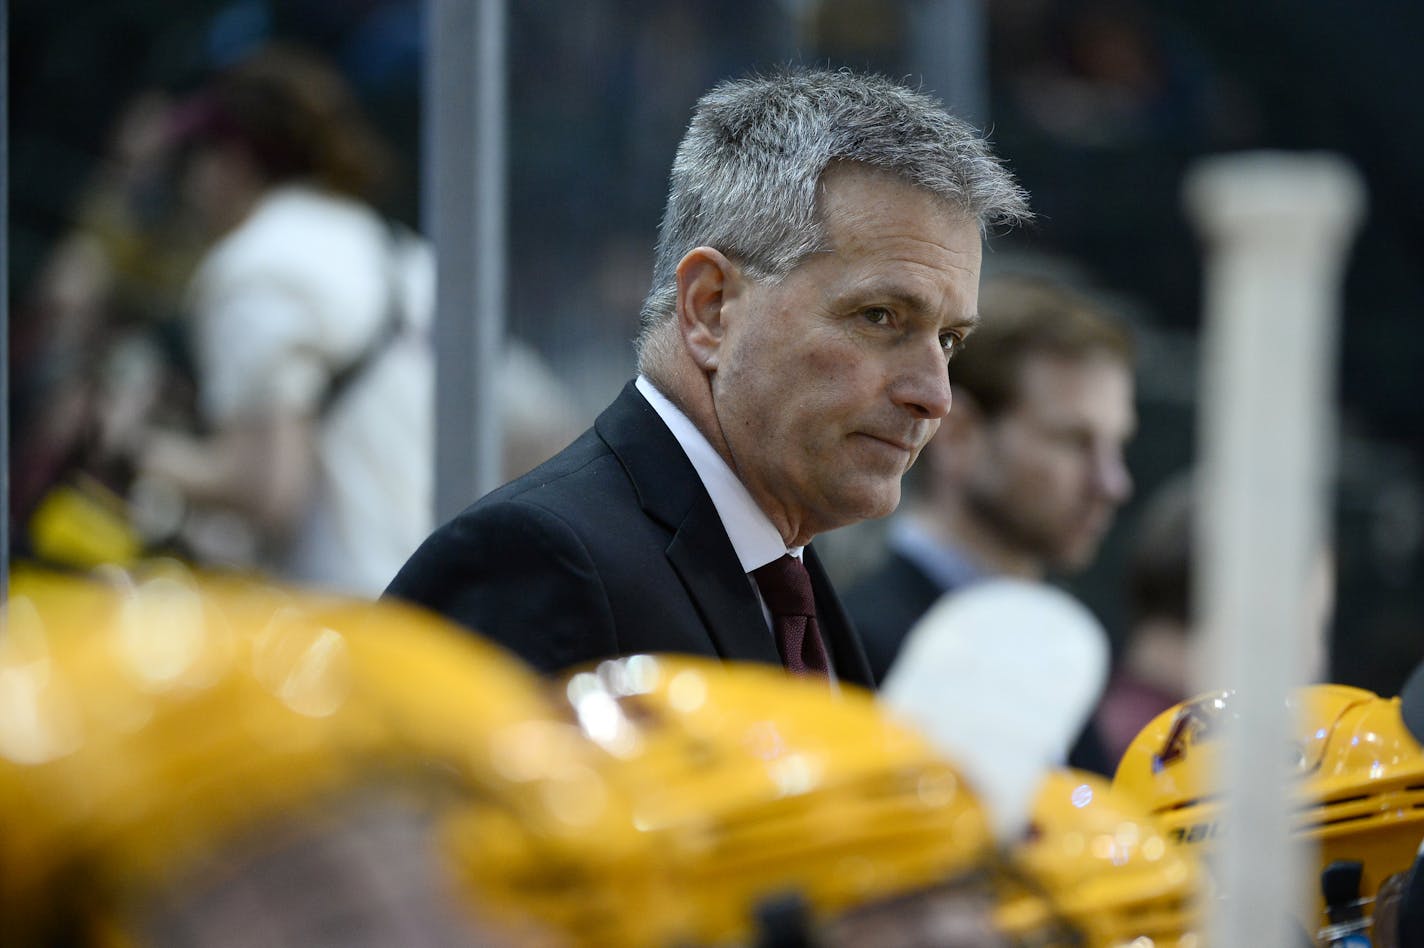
[675,247,738,372]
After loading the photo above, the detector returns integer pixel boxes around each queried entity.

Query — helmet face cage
[1111,685,1424,948]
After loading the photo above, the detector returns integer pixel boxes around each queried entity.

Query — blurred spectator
[101,42,434,596]
[10,42,581,585]
[9,90,205,542]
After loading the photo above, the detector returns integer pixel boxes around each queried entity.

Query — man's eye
[863,307,892,325]
[939,332,963,357]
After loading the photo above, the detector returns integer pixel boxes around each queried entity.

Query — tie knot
[752,554,816,617]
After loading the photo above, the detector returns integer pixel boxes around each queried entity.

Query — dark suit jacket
[840,549,946,686]
[386,382,874,687]
[843,542,1114,773]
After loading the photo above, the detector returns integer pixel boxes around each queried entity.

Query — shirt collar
[636,375,799,571]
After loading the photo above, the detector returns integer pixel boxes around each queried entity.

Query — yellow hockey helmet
[559,654,997,946]
[1111,683,1424,946]
[0,566,641,946]
[1111,684,1378,840]
[997,768,1203,947]
[1295,685,1424,947]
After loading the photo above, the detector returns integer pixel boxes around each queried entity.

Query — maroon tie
[751,554,829,676]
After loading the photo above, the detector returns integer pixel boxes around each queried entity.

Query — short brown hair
[175,42,393,203]
[950,275,1135,418]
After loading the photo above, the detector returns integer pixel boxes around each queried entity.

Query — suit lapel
[596,383,780,666]
[667,501,782,665]
[594,382,875,682]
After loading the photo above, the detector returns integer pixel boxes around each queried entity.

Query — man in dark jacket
[387,68,1030,685]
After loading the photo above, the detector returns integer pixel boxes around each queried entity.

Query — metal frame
[424,0,508,523]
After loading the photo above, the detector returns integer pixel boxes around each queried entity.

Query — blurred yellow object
[1112,684,1424,945]
[27,478,144,568]
[557,654,995,946]
[998,768,1202,947]
[0,567,642,946]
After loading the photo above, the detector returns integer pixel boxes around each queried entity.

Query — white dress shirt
[635,376,802,571]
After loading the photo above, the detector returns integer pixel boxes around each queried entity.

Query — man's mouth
[859,431,917,454]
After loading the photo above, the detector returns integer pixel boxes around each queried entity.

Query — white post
[1185,151,1365,946]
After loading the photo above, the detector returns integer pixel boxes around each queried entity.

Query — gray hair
[635,67,1031,367]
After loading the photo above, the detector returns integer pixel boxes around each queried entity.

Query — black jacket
[386,382,875,687]
[840,548,945,686]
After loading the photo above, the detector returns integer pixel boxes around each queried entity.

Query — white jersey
[187,184,433,596]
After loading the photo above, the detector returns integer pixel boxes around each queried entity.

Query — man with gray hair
[387,67,1030,683]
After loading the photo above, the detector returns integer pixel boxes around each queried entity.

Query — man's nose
[1095,446,1134,504]
[893,342,953,420]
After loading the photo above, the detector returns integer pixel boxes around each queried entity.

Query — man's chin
[851,482,904,522]
[1053,535,1107,573]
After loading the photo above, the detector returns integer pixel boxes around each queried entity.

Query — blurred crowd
[15,45,427,590]
[10,38,579,597]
